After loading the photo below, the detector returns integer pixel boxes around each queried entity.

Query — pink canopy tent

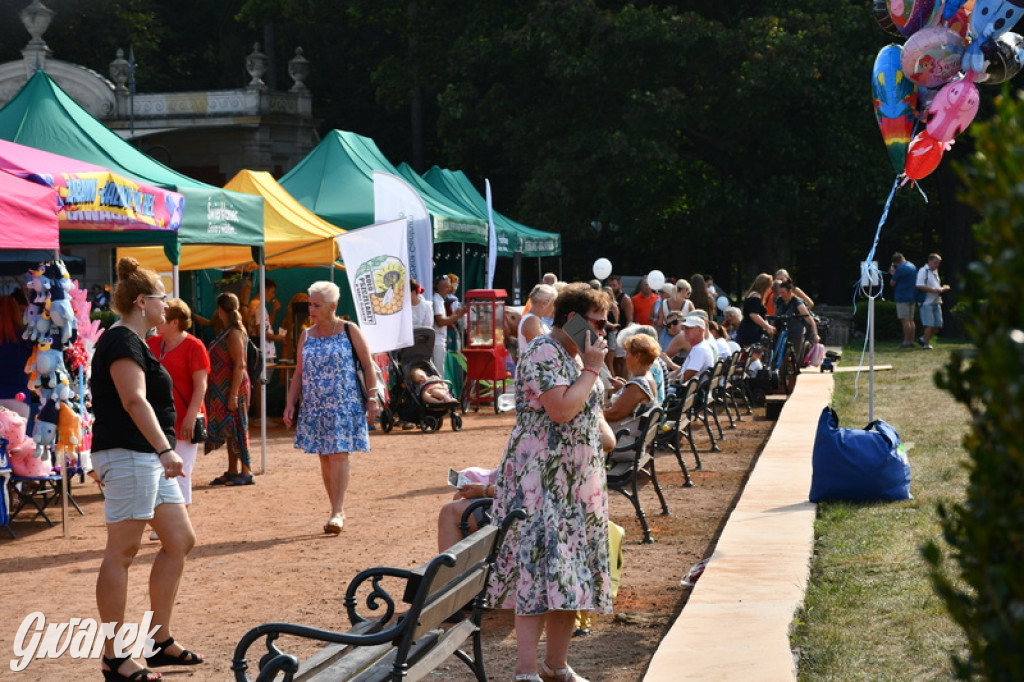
[0,139,184,233]
[0,169,59,249]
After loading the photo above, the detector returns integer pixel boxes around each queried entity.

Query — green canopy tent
[0,72,264,270]
[279,130,489,290]
[412,165,561,259]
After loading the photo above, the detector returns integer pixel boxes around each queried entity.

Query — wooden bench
[231,509,524,682]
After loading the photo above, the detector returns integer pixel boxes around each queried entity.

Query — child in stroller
[379,327,464,433]
[410,367,459,405]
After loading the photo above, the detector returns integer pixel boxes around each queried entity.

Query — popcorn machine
[462,289,510,412]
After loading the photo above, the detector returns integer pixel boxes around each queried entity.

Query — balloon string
[863,175,901,271]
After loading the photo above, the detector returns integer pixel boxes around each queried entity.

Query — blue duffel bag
[809,406,912,503]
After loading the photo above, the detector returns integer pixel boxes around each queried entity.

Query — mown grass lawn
[793,339,972,681]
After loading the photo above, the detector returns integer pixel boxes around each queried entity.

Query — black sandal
[144,637,204,668]
[209,471,238,485]
[102,655,161,681]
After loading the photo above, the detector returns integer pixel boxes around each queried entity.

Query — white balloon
[647,269,665,290]
[717,295,729,312]
[592,258,613,280]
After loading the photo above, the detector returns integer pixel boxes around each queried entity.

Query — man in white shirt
[679,316,715,382]
[915,253,950,350]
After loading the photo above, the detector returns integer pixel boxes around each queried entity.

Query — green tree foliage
[0,1,963,300]
[925,88,1024,680]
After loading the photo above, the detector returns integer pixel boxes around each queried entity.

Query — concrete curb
[644,372,833,681]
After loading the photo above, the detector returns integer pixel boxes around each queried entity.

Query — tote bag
[809,407,912,503]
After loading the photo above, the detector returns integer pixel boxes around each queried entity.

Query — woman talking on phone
[487,282,614,682]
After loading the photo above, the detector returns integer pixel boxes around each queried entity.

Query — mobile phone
[448,468,461,487]
[562,313,596,350]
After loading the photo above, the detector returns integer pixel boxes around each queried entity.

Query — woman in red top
[147,299,211,505]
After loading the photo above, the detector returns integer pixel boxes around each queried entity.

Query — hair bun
[116,257,140,280]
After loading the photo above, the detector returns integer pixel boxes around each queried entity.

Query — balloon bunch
[871,0,1024,185]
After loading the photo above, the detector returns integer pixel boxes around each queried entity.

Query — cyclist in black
[774,280,820,362]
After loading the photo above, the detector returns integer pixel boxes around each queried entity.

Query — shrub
[924,88,1024,681]
[852,300,902,341]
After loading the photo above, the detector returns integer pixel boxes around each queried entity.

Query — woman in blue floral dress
[283,281,379,535]
[488,282,614,682]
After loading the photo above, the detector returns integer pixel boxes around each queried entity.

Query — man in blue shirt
[889,252,917,348]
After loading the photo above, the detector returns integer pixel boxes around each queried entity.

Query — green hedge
[851,300,903,341]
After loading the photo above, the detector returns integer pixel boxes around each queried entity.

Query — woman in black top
[735,273,777,348]
[90,257,203,682]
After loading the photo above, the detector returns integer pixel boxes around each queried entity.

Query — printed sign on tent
[336,218,413,353]
[373,171,433,301]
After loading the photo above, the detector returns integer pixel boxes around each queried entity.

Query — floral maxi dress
[294,325,370,455]
[487,336,613,616]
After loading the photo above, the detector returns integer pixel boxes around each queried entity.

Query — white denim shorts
[92,448,185,523]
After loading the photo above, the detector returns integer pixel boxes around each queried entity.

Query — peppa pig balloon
[925,78,980,143]
[872,44,918,173]
[902,26,967,87]
[903,130,946,184]
[875,0,905,36]
[888,0,942,37]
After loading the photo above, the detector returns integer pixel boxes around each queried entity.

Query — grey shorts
[920,302,943,328]
[92,448,185,524]
[896,302,915,320]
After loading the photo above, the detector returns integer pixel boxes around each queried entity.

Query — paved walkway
[644,371,834,681]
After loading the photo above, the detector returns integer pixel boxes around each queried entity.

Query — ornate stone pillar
[20,0,55,72]
[109,49,130,94]
[288,47,310,93]
[245,43,268,89]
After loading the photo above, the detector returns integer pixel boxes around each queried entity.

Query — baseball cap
[682,316,705,330]
[689,309,709,320]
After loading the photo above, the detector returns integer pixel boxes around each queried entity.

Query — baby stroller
[379,327,463,433]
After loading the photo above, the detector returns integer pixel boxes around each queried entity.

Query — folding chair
[8,464,85,527]
[655,378,701,486]
[709,354,738,429]
[726,349,753,416]
[607,406,670,544]
[688,368,722,452]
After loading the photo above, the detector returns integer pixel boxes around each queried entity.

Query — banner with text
[373,171,433,301]
[336,218,412,353]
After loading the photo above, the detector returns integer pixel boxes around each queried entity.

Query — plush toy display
[0,406,50,477]
[18,259,98,475]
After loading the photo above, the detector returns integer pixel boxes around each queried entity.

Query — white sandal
[514,675,542,682]
[539,661,589,682]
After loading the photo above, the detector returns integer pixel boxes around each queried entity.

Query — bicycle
[764,314,806,395]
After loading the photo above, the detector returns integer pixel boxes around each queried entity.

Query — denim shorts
[920,302,943,328]
[92,448,185,523]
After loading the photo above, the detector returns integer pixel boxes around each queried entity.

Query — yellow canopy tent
[119,170,344,270]
[117,170,345,475]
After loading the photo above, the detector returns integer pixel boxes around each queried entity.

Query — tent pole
[172,264,180,298]
[258,259,268,475]
[461,243,466,291]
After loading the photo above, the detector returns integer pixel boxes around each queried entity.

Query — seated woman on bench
[602,334,660,461]
[410,367,458,405]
